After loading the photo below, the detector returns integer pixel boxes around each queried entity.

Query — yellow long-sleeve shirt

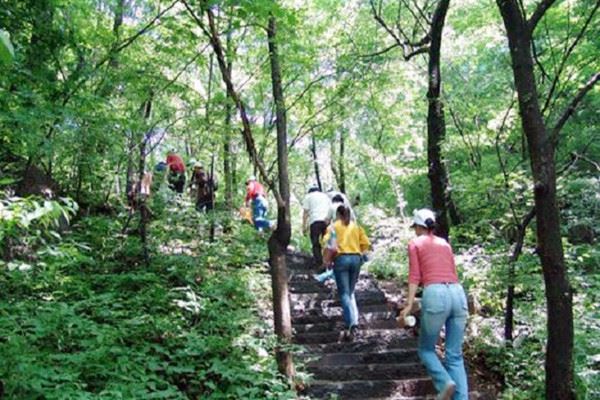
[324,220,370,255]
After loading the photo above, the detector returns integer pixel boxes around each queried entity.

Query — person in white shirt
[303,184,332,267]
[327,191,356,221]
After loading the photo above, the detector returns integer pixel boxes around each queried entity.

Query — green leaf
[0,29,15,64]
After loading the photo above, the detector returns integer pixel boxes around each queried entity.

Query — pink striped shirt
[408,233,458,286]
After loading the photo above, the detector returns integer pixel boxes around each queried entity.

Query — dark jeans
[310,220,328,267]
[196,199,214,212]
[169,172,185,193]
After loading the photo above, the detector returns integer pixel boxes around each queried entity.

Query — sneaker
[438,382,456,400]
[347,325,359,341]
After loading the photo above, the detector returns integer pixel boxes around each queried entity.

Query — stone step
[301,336,418,354]
[294,328,413,345]
[292,304,395,324]
[308,362,427,381]
[294,318,400,334]
[289,274,380,294]
[290,291,387,308]
[302,378,435,399]
[299,348,420,366]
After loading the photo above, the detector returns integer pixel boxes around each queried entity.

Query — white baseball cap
[411,208,436,228]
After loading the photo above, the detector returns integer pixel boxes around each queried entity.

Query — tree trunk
[189,3,291,376]
[504,207,535,342]
[338,129,346,194]
[496,2,574,398]
[223,24,234,211]
[205,52,216,242]
[266,14,294,379]
[311,134,322,191]
[138,97,153,265]
[426,0,454,241]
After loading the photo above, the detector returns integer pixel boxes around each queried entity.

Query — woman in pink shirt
[399,209,468,400]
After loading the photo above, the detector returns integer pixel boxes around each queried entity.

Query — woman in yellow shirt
[324,205,370,339]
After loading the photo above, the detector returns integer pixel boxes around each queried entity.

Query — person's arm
[400,242,422,319]
[302,210,309,235]
[358,226,370,254]
[400,283,419,320]
[245,183,253,206]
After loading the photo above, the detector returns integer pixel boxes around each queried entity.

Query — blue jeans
[333,254,362,328]
[252,195,270,231]
[418,283,468,400]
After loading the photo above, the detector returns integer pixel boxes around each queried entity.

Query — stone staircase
[287,252,491,400]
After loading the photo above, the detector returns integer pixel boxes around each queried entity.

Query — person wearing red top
[400,209,468,400]
[166,150,186,193]
[244,176,271,231]
[244,176,265,206]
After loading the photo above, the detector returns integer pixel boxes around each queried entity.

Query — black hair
[332,194,344,203]
[308,187,319,193]
[336,205,351,226]
[424,218,436,231]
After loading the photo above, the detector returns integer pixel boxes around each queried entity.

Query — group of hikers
[154,149,218,212]
[136,149,467,400]
[153,149,272,231]
[302,184,468,400]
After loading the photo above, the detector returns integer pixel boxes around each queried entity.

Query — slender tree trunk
[496,2,574,398]
[205,52,216,241]
[266,15,294,379]
[187,3,292,376]
[426,0,455,241]
[125,132,136,197]
[223,24,234,211]
[138,97,153,265]
[338,129,346,194]
[311,134,322,191]
[505,207,535,342]
[224,102,233,209]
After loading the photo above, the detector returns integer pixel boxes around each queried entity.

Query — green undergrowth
[0,201,296,399]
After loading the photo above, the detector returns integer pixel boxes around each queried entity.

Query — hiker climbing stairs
[287,252,491,400]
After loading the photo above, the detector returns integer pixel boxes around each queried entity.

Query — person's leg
[176,174,185,193]
[309,222,325,267]
[333,256,352,328]
[444,285,469,400]
[347,255,362,327]
[418,285,454,395]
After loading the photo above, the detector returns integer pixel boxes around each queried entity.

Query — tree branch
[541,0,600,115]
[359,42,401,59]
[528,0,558,34]
[551,72,600,143]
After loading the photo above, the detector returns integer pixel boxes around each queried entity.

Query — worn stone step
[294,328,413,345]
[301,336,418,355]
[300,348,420,366]
[291,291,387,308]
[308,362,427,381]
[302,378,435,399]
[292,303,395,323]
[291,297,390,314]
[294,318,400,334]
[290,281,380,295]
